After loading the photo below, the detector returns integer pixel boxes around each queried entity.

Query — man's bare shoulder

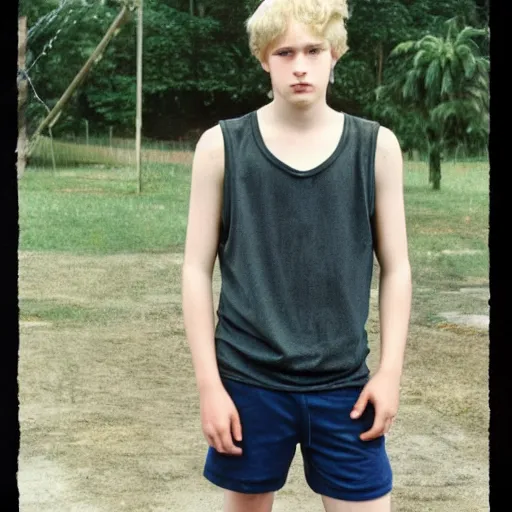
[193,124,225,178]
[196,124,223,152]
[376,125,401,155]
[375,125,402,180]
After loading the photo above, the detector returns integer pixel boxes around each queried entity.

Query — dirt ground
[18,251,489,511]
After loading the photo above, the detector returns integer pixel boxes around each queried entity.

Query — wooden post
[29,6,130,147]
[85,120,89,146]
[17,16,28,178]
[109,126,113,149]
[49,127,57,175]
[136,0,143,194]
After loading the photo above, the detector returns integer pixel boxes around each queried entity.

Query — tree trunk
[376,42,383,87]
[17,17,28,179]
[428,147,442,190]
[426,126,442,190]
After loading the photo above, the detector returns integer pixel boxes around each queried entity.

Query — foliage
[373,16,489,189]
[19,0,489,155]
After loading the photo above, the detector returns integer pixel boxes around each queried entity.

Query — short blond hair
[246,0,350,62]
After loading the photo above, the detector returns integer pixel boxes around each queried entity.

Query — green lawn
[18,164,191,254]
[18,158,489,288]
[403,160,488,287]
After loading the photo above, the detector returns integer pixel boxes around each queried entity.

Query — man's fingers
[208,433,223,453]
[220,429,242,456]
[350,390,369,419]
[360,413,387,441]
[231,411,243,443]
[207,430,239,455]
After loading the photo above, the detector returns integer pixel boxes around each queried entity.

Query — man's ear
[260,44,272,73]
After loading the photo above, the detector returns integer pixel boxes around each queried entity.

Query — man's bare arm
[182,124,225,391]
[351,126,412,440]
[373,126,412,376]
[181,125,243,455]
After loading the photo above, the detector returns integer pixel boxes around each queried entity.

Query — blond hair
[246,0,350,62]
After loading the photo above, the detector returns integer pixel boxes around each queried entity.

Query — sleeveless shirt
[214,110,380,392]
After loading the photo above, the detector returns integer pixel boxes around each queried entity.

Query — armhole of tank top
[218,120,231,243]
[368,122,380,218]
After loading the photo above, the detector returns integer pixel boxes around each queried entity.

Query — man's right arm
[182,124,225,393]
[181,125,243,456]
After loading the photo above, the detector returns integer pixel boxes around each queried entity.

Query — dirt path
[18,251,489,511]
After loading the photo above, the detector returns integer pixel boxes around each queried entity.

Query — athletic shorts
[203,378,393,502]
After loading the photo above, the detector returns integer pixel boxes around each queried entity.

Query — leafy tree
[20,0,488,146]
[19,0,61,27]
[21,0,126,135]
[406,0,483,34]
[374,17,489,190]
[345,0,413,86]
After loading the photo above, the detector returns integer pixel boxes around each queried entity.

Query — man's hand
[350,369,401,441]
[200,384,243,456]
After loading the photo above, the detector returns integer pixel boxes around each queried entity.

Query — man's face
[261,19,336,108]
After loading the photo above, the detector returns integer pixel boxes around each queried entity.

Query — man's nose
[293,54,307,77]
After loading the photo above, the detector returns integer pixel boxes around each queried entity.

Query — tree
[374,17,489,190]
[19,0,60,27]
[345,0,412,87]
[21,0,488,143]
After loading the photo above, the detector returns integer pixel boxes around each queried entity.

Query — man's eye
[278,50,292,56]
[309,48,321,54]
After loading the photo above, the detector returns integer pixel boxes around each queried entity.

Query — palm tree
[375,17,489,190]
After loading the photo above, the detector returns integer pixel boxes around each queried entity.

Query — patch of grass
[19,163,191,254]
[19,158,489,289]
[19,299,127,325]
[403,160,488,288]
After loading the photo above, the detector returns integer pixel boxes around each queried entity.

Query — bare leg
[322,493,392,512]
[224,491,275,512]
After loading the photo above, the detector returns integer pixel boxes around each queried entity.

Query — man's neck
[261,97,336,133]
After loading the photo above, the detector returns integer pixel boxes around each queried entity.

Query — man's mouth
[291,83,313,92]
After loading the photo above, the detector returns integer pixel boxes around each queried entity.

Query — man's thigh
[322,493,391,512]
[300,386,393,503]
[224,490,275,512]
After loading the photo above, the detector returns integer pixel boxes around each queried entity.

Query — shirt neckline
[250,110,350,178]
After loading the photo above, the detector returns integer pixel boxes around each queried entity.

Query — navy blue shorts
[203,378,392,502]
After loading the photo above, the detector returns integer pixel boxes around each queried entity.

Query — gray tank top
[214,110,380,391]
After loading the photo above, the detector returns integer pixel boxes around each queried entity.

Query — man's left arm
[350,126,413,441]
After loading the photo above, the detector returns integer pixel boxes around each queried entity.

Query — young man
[182,0,412,511]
